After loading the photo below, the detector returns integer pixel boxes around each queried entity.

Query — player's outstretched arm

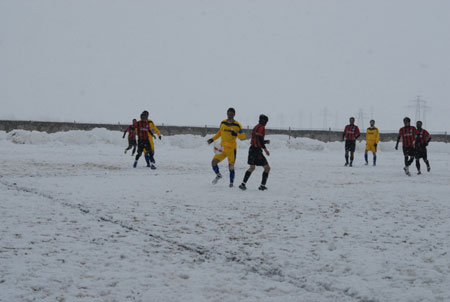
[395,136,400,150]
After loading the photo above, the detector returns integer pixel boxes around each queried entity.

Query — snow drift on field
[2,129,449,154]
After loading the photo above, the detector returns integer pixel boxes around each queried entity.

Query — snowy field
[1,129,450,302]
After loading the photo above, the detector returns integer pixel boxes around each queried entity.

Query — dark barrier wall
[0,120,448,143]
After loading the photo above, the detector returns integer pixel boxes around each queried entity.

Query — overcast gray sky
[1,0,450,131]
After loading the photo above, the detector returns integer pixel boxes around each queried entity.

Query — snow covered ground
[1,129,450,302]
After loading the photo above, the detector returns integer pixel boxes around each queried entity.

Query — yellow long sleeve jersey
[148,120,161,137]
[366,127,380,144]
[212,119,246,148]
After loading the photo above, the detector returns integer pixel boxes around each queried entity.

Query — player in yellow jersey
[364,119,380,166]
[207,108,246,187]
[140,110,162,169]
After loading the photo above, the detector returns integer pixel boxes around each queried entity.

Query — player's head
[227,107,235,120]
[259,114,269,126]
[132,119,137,123]
[403,117,411,126]
[349,117,355,125]
[370,119,375,127]
[141,110,149,120]
[416,120,423,129]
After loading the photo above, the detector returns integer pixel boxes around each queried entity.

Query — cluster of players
[342,116,431,176]
[123,109,432,191]
[122,110,162,169]
[123,108,271,190]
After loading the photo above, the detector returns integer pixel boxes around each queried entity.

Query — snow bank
[0,130,7,141]
[4,128,123,146]
[1,129,449,153]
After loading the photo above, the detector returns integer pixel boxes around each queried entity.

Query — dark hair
[259,114,269,125]
[227,107,235,114]
[404,117,411,122]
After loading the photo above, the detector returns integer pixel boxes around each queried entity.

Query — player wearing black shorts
[395,117,418,176]
[414,120,431,174]
[123,119,137,155]
[239,115,271,191]
[133,111,156,169]
[343,117,361,167]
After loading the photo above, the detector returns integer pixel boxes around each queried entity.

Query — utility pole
[407,96,431,127]
[298,110,303,129]
[334,109,339,130]
[321,107,329,130]
[356,108,365,130]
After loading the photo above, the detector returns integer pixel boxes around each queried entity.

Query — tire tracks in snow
[0,179,377,302]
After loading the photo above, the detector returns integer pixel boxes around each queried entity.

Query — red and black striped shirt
[343,125,360,141]
[398,126,418,148]
[416,129,431,147]
[135,120,151,140]
[251,124,266,148]
[124,125,137,141]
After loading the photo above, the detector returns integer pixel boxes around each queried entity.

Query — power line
[356,108,365,130]
[407,96,431,127]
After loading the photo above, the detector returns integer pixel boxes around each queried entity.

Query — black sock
[416,160,420,171]
[345,155,349,164]
[150,155,155,164]
[262,172,269,185]
[243,171,252,183]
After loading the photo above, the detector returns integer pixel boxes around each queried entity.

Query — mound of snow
[164,135,207,150]
[1,129,449,154]
[286,137,325,151]
[0,131,7,141]
[5,128,123,146]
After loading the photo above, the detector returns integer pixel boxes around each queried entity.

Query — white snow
[1,129,450,302]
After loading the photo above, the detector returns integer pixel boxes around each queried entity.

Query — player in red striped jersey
[342,117,360,167]
[123,119,137,155]
[414,120,431,174]
[133,111,156,169]
[395,117,418,176]
[239,114,271,191]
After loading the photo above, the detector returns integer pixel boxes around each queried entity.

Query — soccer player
[364,119,380,166]
[343,117,361,167]
[207,108,246,187]
[395,117,418,176]
[145,112,162,168]
[415,120,431,174]
[239,114,271,191]
[133,111,157,169]
[123,119,137,155]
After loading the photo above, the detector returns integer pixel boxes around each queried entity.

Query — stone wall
[0,120,448,143]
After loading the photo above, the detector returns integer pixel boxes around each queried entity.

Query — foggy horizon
[2,1,450,132]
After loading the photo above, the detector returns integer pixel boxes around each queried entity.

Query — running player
[415,120,431,174]
[364,119,380,166]
[395,117,418,176]
[239,114,270,191]
[207,108,246,187]
[343,117,361,167]
[123,119,137,155]
[144,112,162,169]
[133,111,156,169]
